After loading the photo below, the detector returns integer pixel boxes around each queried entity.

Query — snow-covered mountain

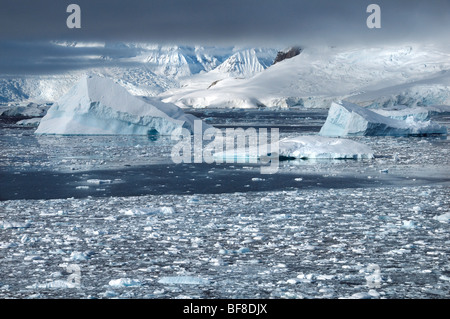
[214,48,278,78]
[162,44,450,109]
[1,42,450,110]
[0,43,277,104]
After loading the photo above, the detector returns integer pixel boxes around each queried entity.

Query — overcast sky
[1,0,449,75]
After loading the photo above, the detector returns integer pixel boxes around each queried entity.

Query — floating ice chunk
[26,280,79,289]
[346,292,376,299]
[86,179,112,185]
[215,135,374,161]
[35,75,211,135]
[101,290,120,298]
[15,118,42,127]
[434,212,450,222]
[286,278,299,285]
[108,278,142,288]
[219,247,250,254]
[121,206,175,216]
[411,206,421,213]
[319,100,447,137]
[70,251,89,261]
[316,274,335,280]
[401,220,416,229]
[0,221,31,229]
[159,206,175,214]
[158,276,210,285]
[1,103,49,117]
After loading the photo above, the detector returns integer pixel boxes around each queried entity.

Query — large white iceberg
[35,75,210,135]
[215,135,374,161]
[319,101,447,137]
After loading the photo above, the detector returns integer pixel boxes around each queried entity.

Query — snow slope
[319,101,447,137]
[35,75,211,135]
[0,43,276,104]
[162,45,450,109]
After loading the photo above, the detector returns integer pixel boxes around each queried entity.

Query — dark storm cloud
[0,41,144,75]
[0,0,449,75]
[1,0,449,45]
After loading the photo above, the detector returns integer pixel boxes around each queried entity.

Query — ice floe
[158,276,210,285]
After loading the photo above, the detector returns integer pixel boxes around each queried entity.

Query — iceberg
[35,75,210,135]
[215,135,374,161]
[319,101,447,137]
[372,105,450,121]
[15,118,41,127]
[0,102,49,117]
[277,136,374,159]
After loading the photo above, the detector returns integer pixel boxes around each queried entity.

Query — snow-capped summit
[163,45,450,108]
[0,43,278,104]
[213,49,275,78]
[272,47,302,65]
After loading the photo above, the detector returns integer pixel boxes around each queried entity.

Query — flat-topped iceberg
[215,135,374,161]
[319,101,447,137]
[35,75,210,135]
[277,136,374,159]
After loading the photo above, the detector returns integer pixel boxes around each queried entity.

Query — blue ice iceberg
[36,75,210,135]
[319,101,447,137]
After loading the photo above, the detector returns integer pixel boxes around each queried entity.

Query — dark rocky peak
[272,47,302,65]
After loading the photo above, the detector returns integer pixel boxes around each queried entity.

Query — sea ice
[108,278,142,288]
[158,276,210,285]
[120,206,175,216]
[35,75,211,135]
[319,100,447,137]
[86,179,112,185]
[434,212,450,222]
[26,280,79,289]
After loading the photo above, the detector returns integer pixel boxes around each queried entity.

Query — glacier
[0,43,277,104]
[162,45,450,109]
[319,101,448,137]
[35,75,211,135]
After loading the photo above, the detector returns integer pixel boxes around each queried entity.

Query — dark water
[1,108,449,201]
